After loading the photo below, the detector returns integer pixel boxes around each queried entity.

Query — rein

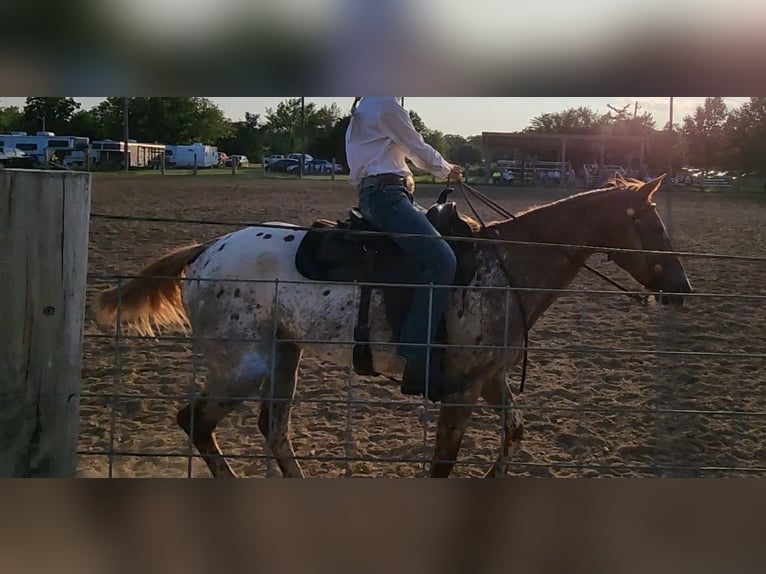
[452,178,649,393]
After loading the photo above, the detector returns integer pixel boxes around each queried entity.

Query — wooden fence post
[0,169,91,477]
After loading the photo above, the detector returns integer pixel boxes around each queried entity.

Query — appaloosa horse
[94,174,692,478]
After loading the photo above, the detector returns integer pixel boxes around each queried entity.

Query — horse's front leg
[430,382,483,478]
[480,375,524,478]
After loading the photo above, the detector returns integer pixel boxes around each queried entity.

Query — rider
[345,97,471,401]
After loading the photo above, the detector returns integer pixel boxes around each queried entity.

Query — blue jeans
[358,183,457,362]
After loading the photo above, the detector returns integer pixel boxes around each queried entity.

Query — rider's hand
[449,164,464,181]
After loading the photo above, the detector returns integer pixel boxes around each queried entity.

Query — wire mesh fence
[78,184,766,478]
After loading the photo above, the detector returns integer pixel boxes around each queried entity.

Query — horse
[93,174,692,478]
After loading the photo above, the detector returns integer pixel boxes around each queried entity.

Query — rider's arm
[377,101,452,178]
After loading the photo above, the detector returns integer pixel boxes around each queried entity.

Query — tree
[183,98,232,143]
[93,97,231,144]
[304,102,344,159]
[0,106,24,133]
[67,109,106,140]
[23,97,80,134]
[216,112,268,160]
[525,107,604,134]
[262,98,346,157]
[603,111,656,136]
[406,110,447,155]
[263,98,308,154]
[409,110,428,134]
[722,97,766,175]
[444,134,483,165]
[646,129,683,176]
[424,129,447,156]
[680,97,729,172]
[311,113,351,162]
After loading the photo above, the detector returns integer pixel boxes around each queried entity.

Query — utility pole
[299,97,305,179]
[668,97,674,130]
[123,97,129,172]
[668,97,674,178]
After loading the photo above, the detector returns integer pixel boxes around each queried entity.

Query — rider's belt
[361,173,415,193]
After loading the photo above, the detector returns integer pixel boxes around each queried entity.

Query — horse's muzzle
[653,280,692,306]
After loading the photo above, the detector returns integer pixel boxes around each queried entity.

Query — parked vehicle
[225,154,249,167]
[0,131,89,168]
[92,139,166,169]
[0,146,36,168]
[287,152,314,163]
[165,143,219,168]
[264,154,285,166]
[306,159,344,174]
[286,161,311,174]
[288,159,344,174]
[265,158,300,173]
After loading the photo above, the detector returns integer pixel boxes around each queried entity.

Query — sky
[0,97,749,137]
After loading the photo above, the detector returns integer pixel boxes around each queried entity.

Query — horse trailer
[165,143,219,169]
[90,140,166,169]
[0,131,90,168]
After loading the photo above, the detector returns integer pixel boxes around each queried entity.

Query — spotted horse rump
[293,188,478,376]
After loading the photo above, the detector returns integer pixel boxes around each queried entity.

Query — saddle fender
[293,188,479,376]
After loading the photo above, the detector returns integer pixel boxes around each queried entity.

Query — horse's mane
[462,174,649,233]
[605,175,645,192]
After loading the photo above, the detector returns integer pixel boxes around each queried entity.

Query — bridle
[620,201,673,294]
[452,179,652,393]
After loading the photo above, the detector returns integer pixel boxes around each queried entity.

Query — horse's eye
[634,219,642,226]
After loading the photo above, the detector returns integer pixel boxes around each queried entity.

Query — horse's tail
[93,242,210,336]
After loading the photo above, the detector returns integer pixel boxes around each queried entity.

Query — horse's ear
[638,174,666,203]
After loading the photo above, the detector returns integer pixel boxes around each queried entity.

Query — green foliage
[67,109,107,140]
[262,97,343,157]
[216,112,268,160]
[720,97,766,174]
[408,110,427,133]
[0,105,23,133]
[525,107,604,134]
[93,97,231,144]
[681,97,729,171]
[443,134,483,165]
[23,97,81,134]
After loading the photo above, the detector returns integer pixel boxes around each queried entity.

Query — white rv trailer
[0,131,90,168]
[165,143,219,168]
[90,139,166,169]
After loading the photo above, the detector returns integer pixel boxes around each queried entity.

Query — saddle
[294,188,478,376]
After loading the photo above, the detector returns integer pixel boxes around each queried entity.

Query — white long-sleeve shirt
[345,97,452,187]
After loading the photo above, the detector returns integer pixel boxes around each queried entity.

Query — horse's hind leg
[177,345,271,478]
[258,340,304,478]
[481,376,524,478]
[177,393,241,478]
[430,384,482,478]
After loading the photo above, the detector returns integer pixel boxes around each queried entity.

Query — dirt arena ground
[78,173,766,478]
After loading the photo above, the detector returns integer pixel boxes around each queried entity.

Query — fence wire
[79,202,766,478]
